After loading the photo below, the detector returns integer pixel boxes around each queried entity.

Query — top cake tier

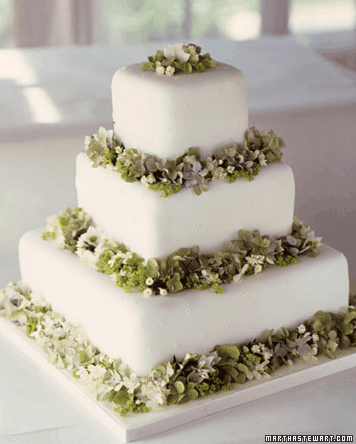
[112,62,248,158]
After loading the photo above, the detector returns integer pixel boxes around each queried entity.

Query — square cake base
[1,316,355,443]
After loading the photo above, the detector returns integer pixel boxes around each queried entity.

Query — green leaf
[175,380,185,395]
[344,311,356,325]
[215,344,240,360]
[237,363,249,374]
[235,372,247,384]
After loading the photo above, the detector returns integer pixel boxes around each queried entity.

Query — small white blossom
[165,65,175,76]
[163,43,190,63]
[297,324,306,335]
[141,173,156,185]
[227,165,235,174]
[144,288,153,298]
[45,215,66,249]
[246,360,270,380]
[259,153,268,167]
[76,227,103,268]
[138,380,168,409]
[145,277,154,286]
[156,65,165,76]
[242,345,249,353]
[251,345,261,354]
[246,255,265,275]
[123,373,140,394]
[312,333,319,342]
[159,288,168,297]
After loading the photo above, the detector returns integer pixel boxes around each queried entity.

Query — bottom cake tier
[19,229,349,376]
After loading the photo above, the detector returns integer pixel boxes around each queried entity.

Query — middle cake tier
[76,153,295,260]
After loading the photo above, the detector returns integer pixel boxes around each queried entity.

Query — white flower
[246,255,265,275]
[145,277,154,286]
[259,153,268,167]
[41,316,57,335]
[233,263,249,282]
[122,373,140,394]
[144,288,153,298]
[31,327,48,345]
[76,226,103,268]
[312,333,319,342]
[30,291,48,307]
[262,349,273,361]
[227,165,235,174]
[141,173,156,186]
[106,370,124,392]
[159,288,168,297]
[155,65,165,76]
[242,345,249,353]
[246,360,270,380]
[165,65,175,76]
[163,43,190,63]
[138,380,168,409]
[45,215,66,249]
[81,364,108,393]
[251,345,261,354]
[297,324,306,334]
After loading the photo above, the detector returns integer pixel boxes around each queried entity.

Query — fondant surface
[112,62,248,158]
[76,153,295,259]
[19,229,349,375]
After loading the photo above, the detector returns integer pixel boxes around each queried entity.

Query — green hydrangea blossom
[42,208,321,297]
[84,126,285,197]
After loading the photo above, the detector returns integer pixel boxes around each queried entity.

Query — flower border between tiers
[85,126,285,197]
[42,208,321,297]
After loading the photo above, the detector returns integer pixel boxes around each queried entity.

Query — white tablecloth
[1,37,356,443]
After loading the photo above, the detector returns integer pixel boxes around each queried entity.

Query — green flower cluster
[85,126,285,197]
[1,282,355,416]
[42,208,321,297]
[141,43,216,76]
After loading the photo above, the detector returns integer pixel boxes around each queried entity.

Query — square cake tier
[19,229,349,376]
[112,62,248,158]
[76,154,295,260]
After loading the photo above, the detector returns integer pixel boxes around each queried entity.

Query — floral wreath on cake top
[1,282,355,416]
[42,207,321,297]
[85,126,285,197]
[141,43,217,76]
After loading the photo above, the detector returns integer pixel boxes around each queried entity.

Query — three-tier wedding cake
[1,44,351,416]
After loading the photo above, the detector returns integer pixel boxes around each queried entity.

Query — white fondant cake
[76,153,295,259]
[19,229,349,375]
[112,62,248,157]
[3,45,350,413]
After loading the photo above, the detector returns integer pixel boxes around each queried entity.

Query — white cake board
[1,316,356,443]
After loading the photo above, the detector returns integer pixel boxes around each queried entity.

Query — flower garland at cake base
[1,282,355,416]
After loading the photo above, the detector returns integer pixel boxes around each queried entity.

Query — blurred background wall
[1,0,355,72]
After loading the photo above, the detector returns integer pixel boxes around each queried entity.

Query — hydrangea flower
[165,66,176,76]
[246,255,266,274]
[44,215,66,249]
[156,65,165,76]
[76,226,104,268]
[251,344,261,354]
[163,43,190,63]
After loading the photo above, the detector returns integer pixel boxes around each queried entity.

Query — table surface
[1,36,356,443]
